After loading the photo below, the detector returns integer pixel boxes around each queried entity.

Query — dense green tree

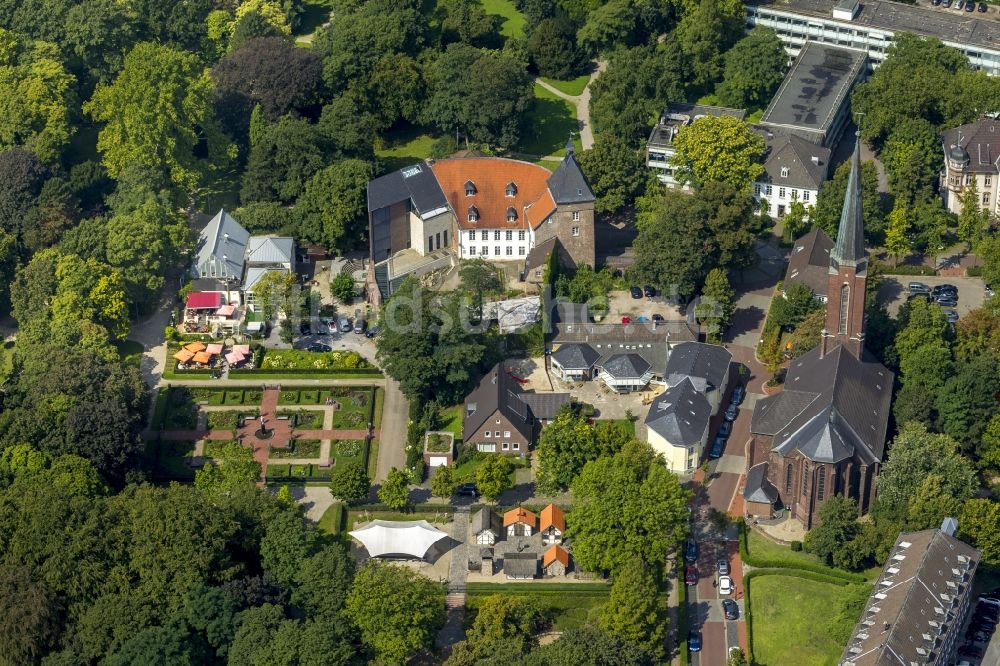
[569,440,689,575]
[180,585,238,657]
[345,561,446,665]
[804,496,862,569]
[130,0,214,50]
[431,464,457,501]
[882,118,941,204]
[697,268,736,341]
[0,565,59,664]
[438,0,500,47]
[527,17,582,79]
[600,558,668,660]
[935,354,1000,454]
[476,455,514,502]
[291,545,355,620]
[576,0,636,54]
[0,28,75,162]
[577,134,645,214]
[0,147,46,240]
[525,626,653,666]
[769,281,822,328]
[959,499,1000,566]
[884,202,913,266]
[536,409,609,493]
[295,159,374,251]
[447,594,543,665]
[905,474,965,531]
[233,201,291,235]
[104,624,208,666]
[813,158,884,245]
[716,27,788,111]
[194,442,262,494]
[84,42,232,191]
[980,412,1000,472]
[954,305,1000,363]
[260,510,319,587]
[675,0,743,91]
[329,462,370,503]
[21,176,80,251]
[671,115,765,190]
[957,180,991,251]
[875,422,976,522]
[378,467,411,510]
[227,603,285,666]
[979,235,1000,291]
[241,116,330,203]
[786,309,825,358]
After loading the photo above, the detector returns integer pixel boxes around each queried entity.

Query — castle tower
[821,134,867,359]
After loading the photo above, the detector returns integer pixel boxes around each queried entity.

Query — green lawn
[440,405,464,442]
[516,83,580,158]
[466,583,609,631]
[597,419,636,437]
[266,462,333,480]
[481,0,526,38]
[147,439,196,480]
[750,576,869,666]
[540,74,591,97]
[747,530,880,580]
[270,439,322,459]
[277,409,325,429]
[115,340,144,367]
[367,438,379,479]
[317,502,346,535]
[453,449,527,484]
[376,126,439,172]
[331,439,366,467]
[206,410,255,432]
[348,510,452,526]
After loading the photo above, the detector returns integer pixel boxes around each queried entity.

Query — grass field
[440,405,464,442]
[540,74,591,97]
[516,84,580,158]
[115,340,144,367]
[750,576,868,666]
[269,439,322,459]
[317,502,345,535]
[466,583,609,631]
[376,127,438,172]
[747,530,880,580]
[481,0,526,39]
[148,440,196,480]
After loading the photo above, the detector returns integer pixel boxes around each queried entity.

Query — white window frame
[469,246,476,255]
[781,166,789,178]
[572,211,580,221]
[513,443,520,450]
[571,226,580,236]
[518,246,525,256]
[504,431,511,438]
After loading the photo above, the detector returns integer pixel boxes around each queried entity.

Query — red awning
[186,292,223,309]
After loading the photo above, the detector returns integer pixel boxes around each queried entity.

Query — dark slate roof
[547,153,594,205]
[503,552,538,577]
[471,508,501,537]
[784,227,834,296]
[644,378,712,446]
[599,353,651,380]
[367,163,449,215]
[519,393,571,421]
[841,529,980,665]
[665,342,732,394]
[463,364,533,442]
[744,462,779,504]
[750,345,893,465]
[758,132,831,191]
[553,302,592,324]
[831,135,866,268]
[941,118,1000,175]
[551,342,601,370]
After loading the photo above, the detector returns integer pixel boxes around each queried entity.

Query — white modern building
[646,103,748,188]
[747,0,1000,76]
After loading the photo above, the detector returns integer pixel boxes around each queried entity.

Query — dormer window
[507,207,517,223]
[780,166,789,178]
[468,205,479,222]
[506,182,517,197]
[465,180,477,196]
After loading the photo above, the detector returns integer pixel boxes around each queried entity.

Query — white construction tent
[348,519,450,560]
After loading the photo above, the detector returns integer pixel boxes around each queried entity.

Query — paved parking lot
[604,289,686,323]
[877,275,988,317]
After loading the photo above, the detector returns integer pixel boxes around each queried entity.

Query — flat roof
[760,42,866,135]
[648,103,747,149]
[750,0,1000,53]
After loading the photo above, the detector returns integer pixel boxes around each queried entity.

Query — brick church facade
[743,136,894,529]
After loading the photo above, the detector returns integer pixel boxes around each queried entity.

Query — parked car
[908,281,931,294]
[456,483,478,497]
[621,316,631,324]
[931,284,957,296]
[685,565,698,586]
[354,317,366,334]
[931,0,941,5]
[956,0,965,8]
[958,645,983,658]
[724,404,738,421]
[718,556,730,576]
[979,2,988,11]
[719,575,734,595]
[731,385,745,405]
[979,595,1000,608]
[942,0,952,7]
[688,631,702,653]
[685,539,698,561]
[307,343,332,353]
[944,309,959,324]
[936,294,958,307]
[365,325,381,338]
[966,1,975,10]
[651,313,664,322]
[630,286,643,299]
[709,436,726,459]
[722,599,739,620]
[337,315,351,332]
[644,285,656,298]
[719,420,732,438]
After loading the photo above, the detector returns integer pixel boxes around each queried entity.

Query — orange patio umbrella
[184,341,207,352]
[192,351,212,364]
[173,349,195,362]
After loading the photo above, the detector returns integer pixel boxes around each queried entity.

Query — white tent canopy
[348,520,449,559]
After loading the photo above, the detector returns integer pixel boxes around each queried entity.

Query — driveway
[877,275,987,317]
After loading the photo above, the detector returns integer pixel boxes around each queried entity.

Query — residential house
[542,545,570,577]
[539,504,565,545]
[783,227,834,303]
[753,132,831,219]
[243,236,295,307]
[940,117,1000,219]
[550,342,602,382]
[746,0,1000,76]
[645,378,713,473]
[839,521,980,666]
[462,363,570,454]
[504,552,538,580]
[744,137,894,530]
[471,508,502,546]
[646,103,748,188]
[365,147,595,307]
[503,507,537,537]
[758,42,867,149]
[596,353,654,393]
[664,341,732,415]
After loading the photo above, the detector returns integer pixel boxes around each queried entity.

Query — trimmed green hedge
[738,521,866,583]
[229,367,383,377]
[967,265,984,277]
[873,261,936,276]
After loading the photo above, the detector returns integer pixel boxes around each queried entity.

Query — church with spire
[743,136,894,530]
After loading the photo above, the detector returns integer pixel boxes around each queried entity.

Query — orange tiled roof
[524,189,557,229]
[543,544,569,568]
[431,157,554,230]
[503,506,537,528]
[540,504,565,533]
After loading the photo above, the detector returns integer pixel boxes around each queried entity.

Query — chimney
[941,516,958,536]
